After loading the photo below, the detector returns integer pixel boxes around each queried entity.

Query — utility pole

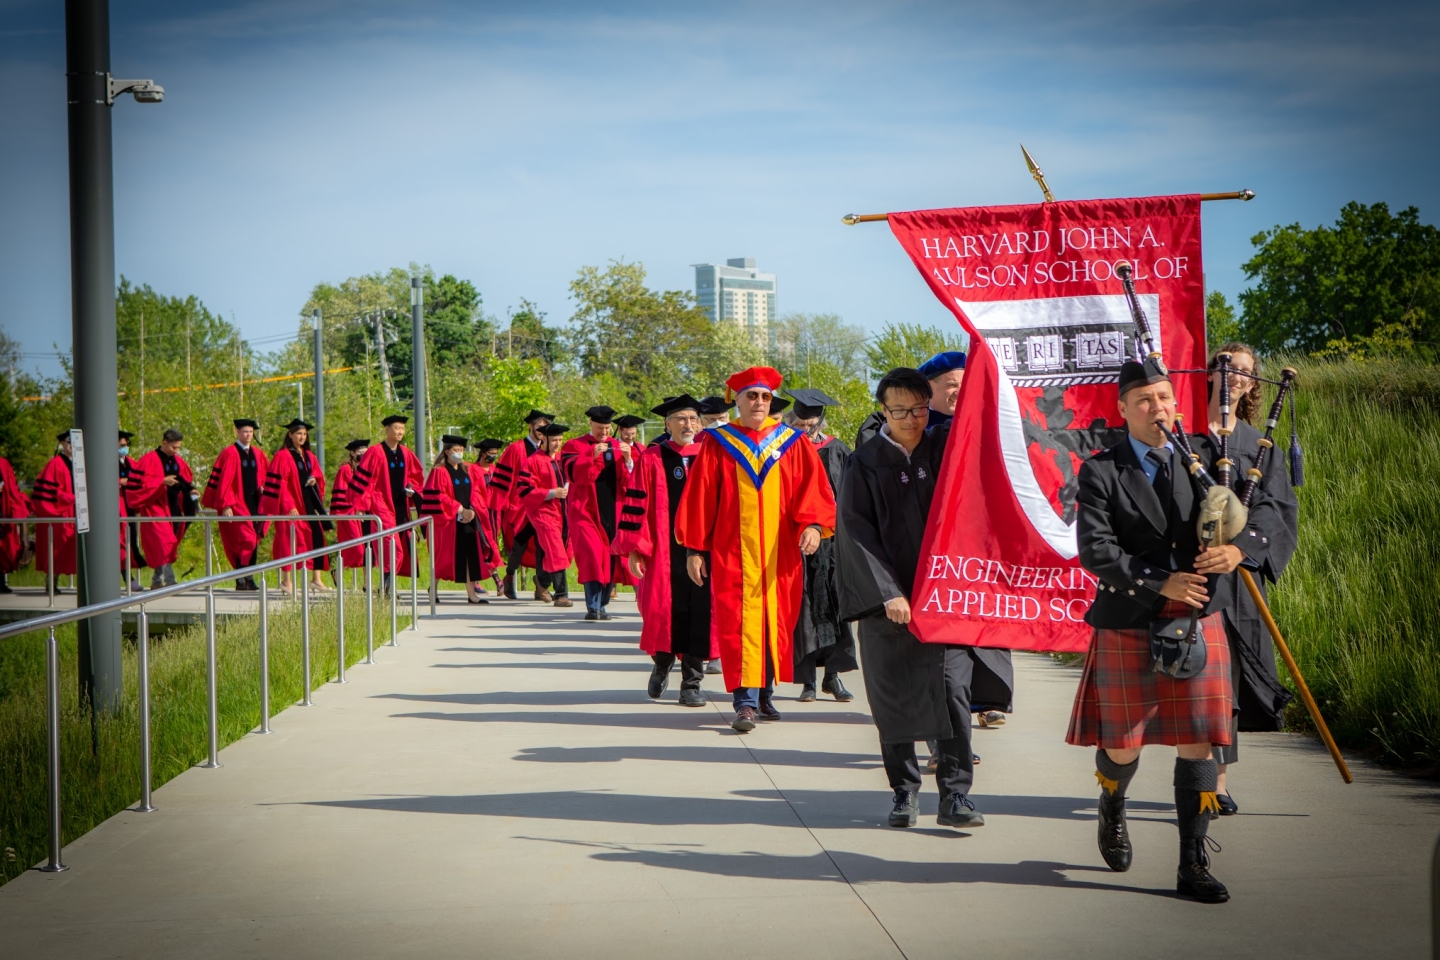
[311,309,324,473]
[66,0,153,711]
[411,277,428,461]
[375,310,394,402]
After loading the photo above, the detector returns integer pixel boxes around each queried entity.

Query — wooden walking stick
[1239,568,1352,783]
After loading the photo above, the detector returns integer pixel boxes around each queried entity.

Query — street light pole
[66,0,123,710]
[410,277,428,462]
[312,309,324,473]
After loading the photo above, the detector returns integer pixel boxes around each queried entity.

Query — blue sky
[2,0,1437,377]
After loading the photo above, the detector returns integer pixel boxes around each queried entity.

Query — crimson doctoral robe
[561,434,629,584]
[674,419,836,691]
[421,462,502,583]
[201,442,270,569]
[489,436,540,565]
[125,448,196,566]
[330,461,373,567]
[0,456,30,573]
[261,447,329,570]
[515,450,573,575]
[346,441,425,574]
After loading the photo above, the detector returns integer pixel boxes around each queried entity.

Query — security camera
[108,77,165,105]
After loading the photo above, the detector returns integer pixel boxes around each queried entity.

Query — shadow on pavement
[438,645,641,657]
[390,707,872,727]
[512,745,882,769]
[431,660,646,672]
[376,689,662,707]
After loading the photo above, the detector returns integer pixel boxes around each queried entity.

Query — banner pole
[841,189,1255,225]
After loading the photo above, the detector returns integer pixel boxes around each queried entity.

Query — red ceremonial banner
[889,195,1207,652]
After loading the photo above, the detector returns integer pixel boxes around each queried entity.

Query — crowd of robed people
[0,341,1297,906]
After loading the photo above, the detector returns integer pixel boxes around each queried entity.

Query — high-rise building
[693,258,776,340]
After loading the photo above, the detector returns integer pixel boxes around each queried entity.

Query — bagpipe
[1116,262,1351,783]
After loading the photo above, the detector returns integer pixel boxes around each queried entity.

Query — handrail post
[47,529,54,608]
[389,534,398,646]
[300,564,312,706]
[204,521,214,594]
[258,573,271,734]
[409,526,418,630]
[40,625,67,872]
[334,551,346,683]
[137,604,154,811]
[363,542,374,664]
[200,586,220,768]
[124,527,131,597]
[428,517,437,618]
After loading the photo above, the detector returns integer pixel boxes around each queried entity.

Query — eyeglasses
[883,404,930,421]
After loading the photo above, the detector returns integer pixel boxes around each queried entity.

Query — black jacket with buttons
[1076,431,1268,629]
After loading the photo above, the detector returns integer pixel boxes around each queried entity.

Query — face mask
[118,445,129,458]
[448,451,464,463]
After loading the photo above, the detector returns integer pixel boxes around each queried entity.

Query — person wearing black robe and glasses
[836,368,1003,831]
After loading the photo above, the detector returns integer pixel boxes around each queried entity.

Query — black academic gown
[854,407,951,450]
[795,436,857,675]
[1215,420,1299,730]
[836,430,1012,744]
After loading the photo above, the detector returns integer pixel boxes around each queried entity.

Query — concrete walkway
[1,599,1435,958]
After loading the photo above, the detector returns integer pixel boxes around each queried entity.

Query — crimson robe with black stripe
[125,449,196,566]
[0,456,30,573]
[201,442,269,569]
[420,462,501,583]
[32,454,77,574]
[261,447,329,570]
[489,436,540,565]
[330,461,372,567]
[515,450,573,574]
[346,441,425,574]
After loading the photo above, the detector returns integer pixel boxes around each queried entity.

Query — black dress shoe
[1177,841,1230,903]
[823,675,854,702]
[1216,792,1238,817]
[598,610,612,621]
[647,662,670,699]
[757,699,782,721]
[937,793,985,828]
[731,706,756,732]
[797,684,817,702]
[502,575,518,600]
[584,610,599,621]
[466,596,490,604]
[888,788,918,827]
[1097,791,1133,872]
[678,688,706,707]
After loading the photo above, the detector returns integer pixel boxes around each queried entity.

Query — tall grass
[1268,358,1440,768]
[0,589,412,885]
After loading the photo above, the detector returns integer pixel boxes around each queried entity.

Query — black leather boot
[1175,758,1230,903]
[1095,750,1138,873]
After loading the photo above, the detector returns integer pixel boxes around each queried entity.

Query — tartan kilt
[1066,602,1233,749]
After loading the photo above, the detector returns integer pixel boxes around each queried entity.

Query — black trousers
[652,652,705,690]
[505,523,555,589]
[880,648,976,799]
[454,522,483,583]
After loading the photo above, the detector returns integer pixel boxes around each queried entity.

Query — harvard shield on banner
[888,195,1207,652]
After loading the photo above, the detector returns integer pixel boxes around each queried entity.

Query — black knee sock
[1096,749,1139,799]
[1174,757,1219,863]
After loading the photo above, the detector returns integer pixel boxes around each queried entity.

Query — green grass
[1266,358,1440,769]
[0,585,413,885]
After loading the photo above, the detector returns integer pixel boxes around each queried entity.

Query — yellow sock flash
[1095,771,1120,795]
[1199,791,1220,815]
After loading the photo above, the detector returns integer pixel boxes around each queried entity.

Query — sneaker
[553,596,574,608]
[705,660,722,675]
[731,706,756,732]
[888,788,919,828]
[937,793,985,828]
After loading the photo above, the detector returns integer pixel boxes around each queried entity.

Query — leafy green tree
[496,299,564,369]
[863,322,968,378]
[768,313,869,383]
[0,331,66,482]
[1206,290,1240,352]
[1239,202,1440,354]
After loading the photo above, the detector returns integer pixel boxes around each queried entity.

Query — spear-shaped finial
[1021,144,1055,203]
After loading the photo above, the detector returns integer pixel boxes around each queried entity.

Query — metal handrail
[16,515,440,874]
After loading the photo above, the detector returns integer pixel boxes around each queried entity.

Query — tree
[768,312,869,383]
[1238,202,1440,354]
[496,299,564,369]
[863,322,969,379]
[1206,291,1240,352]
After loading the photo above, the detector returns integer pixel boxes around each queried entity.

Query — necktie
[1146,448,1173,512]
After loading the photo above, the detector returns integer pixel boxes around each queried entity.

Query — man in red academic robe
[262,419,330,592]
[346,414,425,591]
[331,438,372,570]
[0,452,31,593]
[492,409,556,601]
[561,405,635,621]
[514,423,574,608]
[614,395,714,706]
[201,418,269,590]
[126,428,198,588]
[422,435,502,602]
[32,431,78,586]
[674,366,837,733]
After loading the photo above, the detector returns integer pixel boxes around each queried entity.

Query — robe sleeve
[260,454,300,517]
[330,464,353,513]
[0,459,30,519]
[489,442,523,505]
[200,447,231,511]
[835,457,905,621]
[31,458,76,516]
[786,434,837,536]
[673,437,722,553]
[346,446,382,514]
[612,452,655,558]
[125,452,167,512]
[1235,437,1298,584]
[514,456,550,516]
[420,467,461,520]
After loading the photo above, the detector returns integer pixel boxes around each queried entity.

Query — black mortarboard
[769,397,791,414]
[1117,357,1171,398]
[785,388,840,419]
[584,405,616,424]
[523,409,556,424]
[56,430,72,442]
[697,396,734,416]
[440,434,468,448]
[282,418,314,431]
[232,418,259,430]
[381,414,408,426]
[652,394,702,417]
[345,438,370,451]
[540,423,569,437]
[477,438,504,451]
[118,429,134,441]
[613,414,645,429]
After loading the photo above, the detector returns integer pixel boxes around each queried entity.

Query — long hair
[282,428,311,454]
[1207,342,1263,425]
